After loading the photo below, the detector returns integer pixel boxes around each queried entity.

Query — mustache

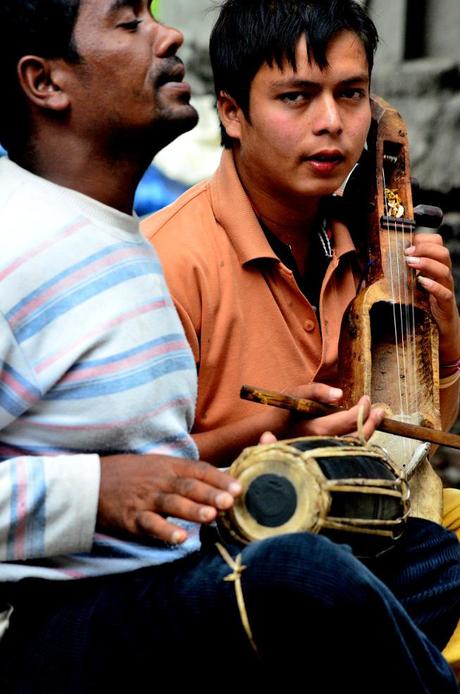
[154,56,186,87]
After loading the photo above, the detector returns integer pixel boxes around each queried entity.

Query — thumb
[259,431,278,444]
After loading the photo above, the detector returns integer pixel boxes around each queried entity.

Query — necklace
[317,218,333,258]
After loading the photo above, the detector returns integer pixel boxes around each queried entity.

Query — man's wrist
[439,364,460,389]
[439,356,460,376]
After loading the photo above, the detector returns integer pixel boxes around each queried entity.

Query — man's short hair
[210,0,379,148]
[0,0,81,154]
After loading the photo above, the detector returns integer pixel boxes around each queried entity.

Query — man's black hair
[210,0,379,148]
[0,0,81,154]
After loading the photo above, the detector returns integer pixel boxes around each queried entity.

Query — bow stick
[240,384,460,451]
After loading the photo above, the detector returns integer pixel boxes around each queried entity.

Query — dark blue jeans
[0,518,459,693]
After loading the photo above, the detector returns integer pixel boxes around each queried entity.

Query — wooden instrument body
[338,97,442,519]
[340,284,440,429]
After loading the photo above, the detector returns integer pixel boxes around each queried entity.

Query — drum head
[221,443,330,543]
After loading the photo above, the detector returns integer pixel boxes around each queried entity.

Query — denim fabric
[0,519,458,693]
[366,518,460,649]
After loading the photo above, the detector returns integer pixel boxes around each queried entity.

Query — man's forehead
[78,0,144,18]
[107,0,144,12]
[260,31,369,80]
[297,31,367,64]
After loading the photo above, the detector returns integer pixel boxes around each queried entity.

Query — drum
[219,436,410,557]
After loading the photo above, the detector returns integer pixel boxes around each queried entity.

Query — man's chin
[153,105,199,149]
[177,103,199,133]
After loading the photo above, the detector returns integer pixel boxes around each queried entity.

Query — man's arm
[0,315,101,561]
[0,450,242,561]
[0,454,100,561]
[193,385,385,466]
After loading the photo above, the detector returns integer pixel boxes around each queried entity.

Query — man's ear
[17,55,71,113]
[217,91,244,142]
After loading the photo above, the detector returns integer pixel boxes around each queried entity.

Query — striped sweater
[0,157,200,581]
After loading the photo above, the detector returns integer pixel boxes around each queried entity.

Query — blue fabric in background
[134,165,188,217]
[0,146,188,218]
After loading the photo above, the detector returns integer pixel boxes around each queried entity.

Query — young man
[0,1,459,692]
[143,0,460,679]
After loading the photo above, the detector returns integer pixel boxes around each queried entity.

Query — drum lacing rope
[215,542,259,655]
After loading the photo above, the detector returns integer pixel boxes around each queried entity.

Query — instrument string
[399,216,414,418]
[383,167,415,465]
[409,218,419,415]
[383,170,406,421]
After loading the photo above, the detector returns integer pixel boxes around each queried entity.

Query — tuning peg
[414,204,444,229]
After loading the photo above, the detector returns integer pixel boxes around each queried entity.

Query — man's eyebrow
[270,74,369,89]
[339,74,370,85]
[108,0,142,15]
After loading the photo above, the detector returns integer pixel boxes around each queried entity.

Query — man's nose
[312,95,343,135]
[153,22,184,57]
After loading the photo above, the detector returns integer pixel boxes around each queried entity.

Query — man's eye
[118,19,142,30]
[341,88,365,100]
[281,93,306,104]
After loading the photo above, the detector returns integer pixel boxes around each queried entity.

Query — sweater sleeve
[0,313,100,561]
[0,454,100,561]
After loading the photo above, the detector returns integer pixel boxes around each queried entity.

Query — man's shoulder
[0,158,74,221]
[0,159,33,217]
[141,175,231,292]
[141,178,215,243]
[0,160,71,243]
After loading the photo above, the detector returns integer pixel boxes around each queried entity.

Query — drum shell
[219,436,410,557]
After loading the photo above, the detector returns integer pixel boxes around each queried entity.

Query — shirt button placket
[304,319,316,333]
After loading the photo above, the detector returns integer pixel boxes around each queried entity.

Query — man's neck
[13,131,154,215]
[233,151,322,276]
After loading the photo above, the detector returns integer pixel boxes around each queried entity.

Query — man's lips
[307,150,345,163]
[157,63,186,88]
[156,63,192,101]
[305,150,345,174]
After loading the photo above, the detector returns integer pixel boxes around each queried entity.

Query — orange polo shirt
[143,149,360,433]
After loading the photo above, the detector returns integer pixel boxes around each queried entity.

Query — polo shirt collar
[210,149,279,265]
[210,148,358,265]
